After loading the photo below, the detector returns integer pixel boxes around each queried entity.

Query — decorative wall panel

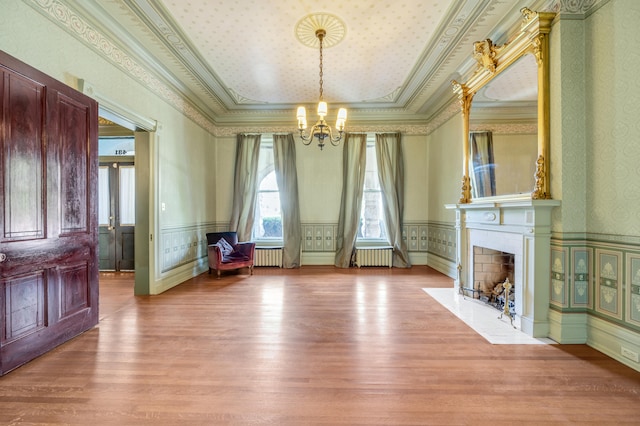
[550,248,568,307]
[595,249,623,320]
[626,253,640,327]
[572,248,592,308]
[407,225,419,251]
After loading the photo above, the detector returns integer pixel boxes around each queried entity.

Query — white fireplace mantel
[446,199,561,337]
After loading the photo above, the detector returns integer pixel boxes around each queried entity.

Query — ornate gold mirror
[452,8,555,203]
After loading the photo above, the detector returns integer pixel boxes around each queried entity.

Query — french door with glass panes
[99,161,135,271]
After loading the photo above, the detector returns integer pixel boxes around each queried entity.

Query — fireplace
[447,199,560,337]
[472,246,515,313]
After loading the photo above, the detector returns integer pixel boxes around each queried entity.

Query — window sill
[356,240,391,248]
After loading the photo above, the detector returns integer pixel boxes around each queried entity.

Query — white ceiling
[73,0,547,125]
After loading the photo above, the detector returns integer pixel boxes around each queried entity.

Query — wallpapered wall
[548,0,640,367]
[585,0,640,236]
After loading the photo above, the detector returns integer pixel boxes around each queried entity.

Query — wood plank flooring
[1,266,639,425]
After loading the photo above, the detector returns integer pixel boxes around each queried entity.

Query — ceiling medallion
[295,13,346,48]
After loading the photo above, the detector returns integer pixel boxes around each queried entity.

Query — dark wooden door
[0,50,99,375]
[99,161,135,271]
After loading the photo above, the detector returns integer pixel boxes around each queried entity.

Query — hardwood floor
[1,266,639,425]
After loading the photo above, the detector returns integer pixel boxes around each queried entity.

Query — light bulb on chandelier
[296,28,347,150]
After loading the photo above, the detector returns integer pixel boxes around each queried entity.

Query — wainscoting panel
[573,248,592,308]
[551,248,568,307]
[595,249,623,321]
[204,222,450,268]
[419,226,429,251]
[550,238,640,370]
[426,222,456,263]
[407,225,419,251]
[301,224,338,252]
[627,253,640,327]
[160,224,214,273]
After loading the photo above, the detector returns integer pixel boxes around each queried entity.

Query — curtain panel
[334,133,367,268]
[375,132,410,268]
[230,134,261,242]
[273,133,302,268]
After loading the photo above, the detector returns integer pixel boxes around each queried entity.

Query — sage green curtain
[334,133,367,268]
[469,131,495,198]
[375,132,410,268]
[230,134,261,241]
[273,133,301,268]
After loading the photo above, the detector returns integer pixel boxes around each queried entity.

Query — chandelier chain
[318,33,324,101]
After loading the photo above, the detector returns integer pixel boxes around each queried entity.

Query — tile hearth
[423,287,555,345]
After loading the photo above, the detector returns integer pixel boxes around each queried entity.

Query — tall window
[359,136,386,240]
[253,138,283,240]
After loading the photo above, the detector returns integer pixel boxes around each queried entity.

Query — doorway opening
[98,120,135,271]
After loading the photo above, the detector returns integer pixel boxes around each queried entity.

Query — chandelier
[296,28,347,150]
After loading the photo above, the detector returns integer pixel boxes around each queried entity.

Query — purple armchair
[206,232,255,278]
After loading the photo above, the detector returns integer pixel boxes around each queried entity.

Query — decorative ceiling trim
[212,123,430,138]
[401,0,494,112]
[228,88,268,105]
[122,0,234,110]
[362,87,402,103]
[470,122,537,134]
[25,0,218,134]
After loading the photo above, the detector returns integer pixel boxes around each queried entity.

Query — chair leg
[249,266,253,275]
[217,270,221,279]
[208,268,211,274]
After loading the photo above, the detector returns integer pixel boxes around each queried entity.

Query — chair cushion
[222,252,250,263]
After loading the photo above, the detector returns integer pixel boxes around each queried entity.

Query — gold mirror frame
[452,8,555,203]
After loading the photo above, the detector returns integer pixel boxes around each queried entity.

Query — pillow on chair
[216,238,235,256]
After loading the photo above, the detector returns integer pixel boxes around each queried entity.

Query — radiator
[254,247,283,267]
[356,246,393,268]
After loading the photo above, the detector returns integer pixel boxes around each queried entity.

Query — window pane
[98,166,110,226]
[358,140,386,240]
[254,138,282,240]
[364,145,381,190]
[256,191,282,238]
[361,190,386,239]
[119,165,135,225]
[259,170,279,190]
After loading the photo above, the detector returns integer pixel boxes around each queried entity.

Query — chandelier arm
[299,130,313,144]
[328,126,343,145]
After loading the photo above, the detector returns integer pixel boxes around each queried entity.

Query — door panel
[0,51,98,375]
[58,93,91,234]
[1,70,45,241]
[3,271,46,343]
